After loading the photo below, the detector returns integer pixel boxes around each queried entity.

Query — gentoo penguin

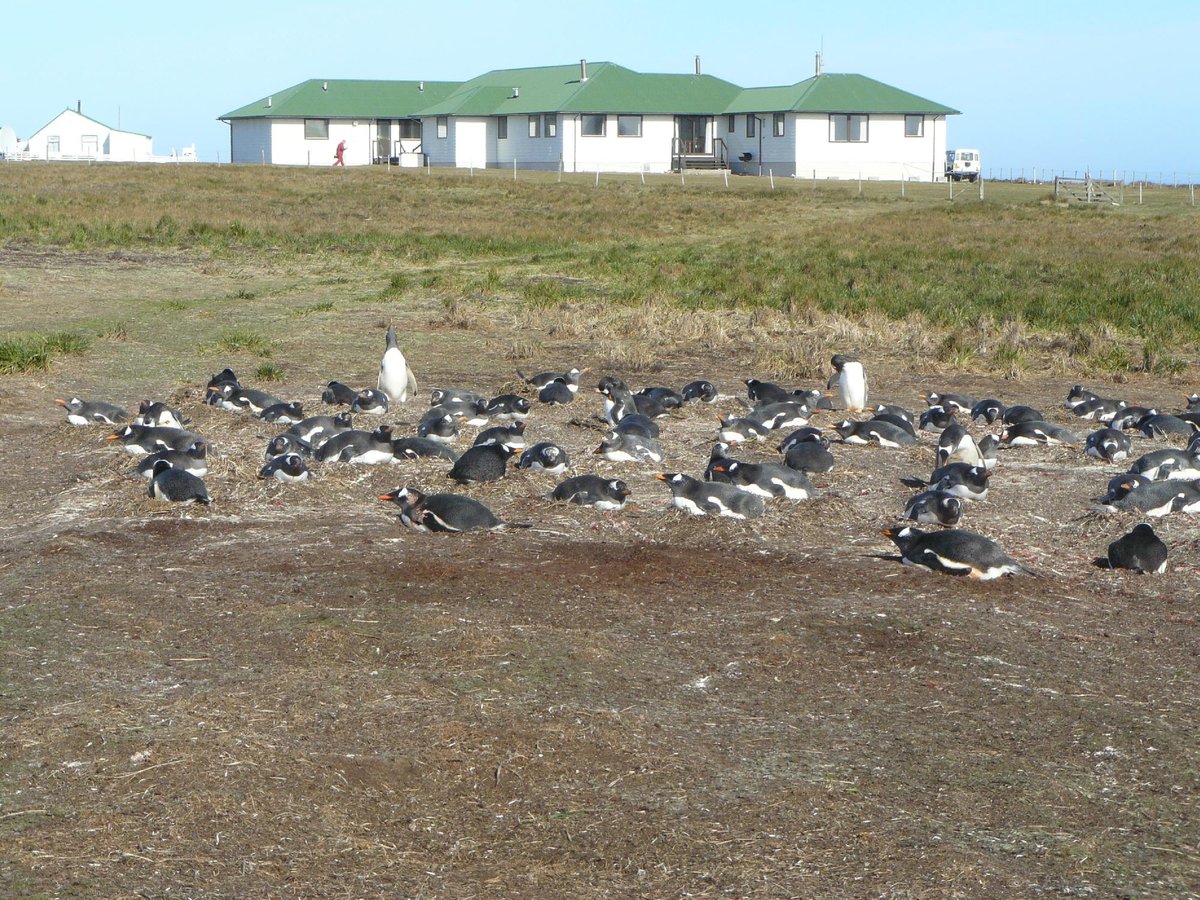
[830,419,917,448]
[871,412,918,439]
[1064,385,1099,410]
[873,404,915,426]
[147,459,210,505]
[596,376,637,424]
[475,422,526,449]
[447,443,516,484]
[970,398,1006,425]
[636,386,684,409]
[782,435,835,475]
[207,367,239,392]
[1128,448,1200,482]
[134,443,209,479]
[594,431,665,463]
[108,424,202,455]
[207,383,282,415]
[779,426,825,452]
[718,415,770,444]
[518,442,570,475]
[321,381,359,406]
[931,463,990,501]
[265,433,314,461]
[1093,479,1198,517]
[937,422,984,468]
[56,397,128,426]
[380,486,515,532]
[748,401,811,432]
[922,391,976,414]
[519,367,586,390]
[1085,428,1132,462]
[377,323,417,404]
[538,371,585,405]
[1095,472,1150,505]
[745,379,796,405]
[902,490,964,526]
[631,393,669,420]
[1000,421,1079,447]
[286,412,353,447]
[1136,414,1196,439]
[1002,405,1045,426]
[1110,406,1158,431]
[351,388,389,417]
[259,401,305,424]
[134,400,186,429]
[417,413,463,445]
[704,442,736,482]
[828,354,867,412]
[613,414,660,439]
[977,434,1000,470]
[881,526,1033,579]
[392,436,460,462]
[709,460,815,501]
[551,474,631,510]
[656,472,766,519]
[430,388,486,406]
[485,394,531,422]
[314,425,396,464]
[918,405,956,433]
[681,380,718,403]
[258,453,312,482]
[1188,394,1200,413]
[425,399,489,428]
[1070,397,1126,422]
[1105,523,1168,573]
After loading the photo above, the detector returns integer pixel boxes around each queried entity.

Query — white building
[14,107,154,162]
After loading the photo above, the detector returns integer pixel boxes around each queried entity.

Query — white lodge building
[221,61,958,182]
[14,107,154,162]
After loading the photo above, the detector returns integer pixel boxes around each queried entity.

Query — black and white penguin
[1000,421,1079,447]
[207,367,240,392]
[614,414,660,439]
[656,472,766,519]
[258,453,312,482]
[704,443,736,482]
[417,412,463,445]
[485,394,531,422]
[718,415,770,444]
[636,386,684,409]
[1094,479,1199,517]
[265,433,314,461]
[207,383,283,415]
[918,405,956,433]
[447,443,516,484]
[350,388,390,417]
[709,460,815,501]
[931,463,990,501]
[870,411,918,439]
[55,397,128,426]
[830,419,917,448]
[681,380,718,403]
[937,422,984,468]
[1002,405,1045,426]
[551,474,631,510]
[596,376,637,424]
[748,401,811,432]
[977,434,1000,470]
[518,442,570,475]
[259,401,305,425]
[594,431,665,463]
[1070,397,1126,422]
[134,442,209,479]
[745,379,795,405]
[377,323,417,404]
[519,367,587,390]
[782,435,835,474]
[1085,428,1132,462]
[923,391,976,414]
[475,422,526,449]
[778,427,825,452]
[538,371,585,405]
[881,526,1032,579]
[1105,523,1168,573]
[1137,414,1196,440]
[425,399,489,427]
[321,381,359,406]
[134,400,186,429]
[147,459,210,505]
[970,398,1006,425]
[828,355,868,412]
[380,486,517,532]
[902,490,964,526]
[1095,472,1150,504]
[108,424,202,455]
[1064,385,1099,410]
[286,412,353,447]
[430,388,486,407]
[314,425,396,464]
[392,436,460,462]
[873,404,915,426]
[1110,406,1158,431]
[1128,448,1200,482]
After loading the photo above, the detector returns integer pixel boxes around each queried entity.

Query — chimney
[322,81,328,91]
[419,81,425,92]
[580,59,588,82]
[512,86,519,98]
[267,96,273,108]
[815,51,823,76]
[77,100,81,113]
[695,55,701,76]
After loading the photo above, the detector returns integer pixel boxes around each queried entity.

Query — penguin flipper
[406,365,419,400]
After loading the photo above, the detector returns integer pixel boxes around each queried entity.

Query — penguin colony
[57,331,1200,579]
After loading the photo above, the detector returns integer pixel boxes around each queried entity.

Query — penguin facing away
[148,459,211,504]
[1105,523,1168,573]
[377,324,418,404]
[882,525,1033,579]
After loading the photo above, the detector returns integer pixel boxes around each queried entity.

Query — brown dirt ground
[1,249,1199,898]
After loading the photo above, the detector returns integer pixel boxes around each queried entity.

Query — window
[581,114,605,136]
[543,114,557,138]
[829,114,868,142]
[528,116,539,138]
[304,119,329,140]
[727,114,735,133]
[47,136,60,153]
[496,117,507,140]
[436,117,448,139]
[746,115,755,138]
[773,113,785,137]
[398,119,421,139]
[905,114,924,137]
[617,115,642,137]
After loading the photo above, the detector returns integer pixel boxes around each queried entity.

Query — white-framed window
[905,114,924,137]
[746,115,756,138]
[81,135,99,155]
[581,114,605,137]
[304,119,329,140]
[617,115,642,137]
[398,119,421,139]
[829,114,868,142]
[47,136,60,153]
[497,117,508,140]
[528,116,539,138]
[727,114,735,133]
[543,114,557,138]
[436,117,448,139]
[773,113,785,137]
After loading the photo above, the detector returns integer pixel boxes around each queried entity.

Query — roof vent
[267,96,273,108]
[419,81,424,92]
[580,59,588,82]
[695,55,701,76]
[322,81,328,91]
[815,51,823,76]
[512,86,519,98]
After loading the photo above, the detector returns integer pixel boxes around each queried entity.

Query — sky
[5,0,1198,179]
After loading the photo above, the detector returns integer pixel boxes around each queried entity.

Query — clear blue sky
[6,0,1197,179]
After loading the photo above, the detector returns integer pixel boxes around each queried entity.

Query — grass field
[1,164,1199,897]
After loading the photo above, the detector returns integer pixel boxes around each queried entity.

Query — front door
[375,120,393,161]
[676,116,707,154]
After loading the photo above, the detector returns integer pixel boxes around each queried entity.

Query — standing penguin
[829,354,868,412]
[377,323,418,404]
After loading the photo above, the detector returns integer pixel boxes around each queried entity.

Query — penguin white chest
[838,361,867,411]
[378,347,410,403]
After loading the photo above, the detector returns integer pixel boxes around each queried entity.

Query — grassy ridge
[1,164,1198,373]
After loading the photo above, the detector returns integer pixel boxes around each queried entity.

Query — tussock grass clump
[294,301,335,317]
[218,328,273,357]
[255,362,285,382]
[41,331,90,355]
[0,336,51,374]
[97,320,130,341]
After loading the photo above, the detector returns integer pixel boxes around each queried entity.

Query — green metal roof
[409,62,743,116]
[723,73,958,115]
[219,79,461,120]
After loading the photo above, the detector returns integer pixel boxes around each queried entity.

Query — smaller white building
[12,108,154,162]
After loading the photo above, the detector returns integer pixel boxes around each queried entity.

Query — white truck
[945,148,981,182]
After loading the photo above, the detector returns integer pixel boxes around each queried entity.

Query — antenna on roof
[815,51,823,76]
[695,55,701,76]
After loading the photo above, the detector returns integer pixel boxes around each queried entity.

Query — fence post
[769,169,775,190]
[979,176,984,200]
[1139,182,1143,205]
[900,173,905,198]
[595,169,600,187]
[857,171,862,196]
[514,159,517,181]
[812,168,816,194]
[949,176,954,201]
[723,170,729,188]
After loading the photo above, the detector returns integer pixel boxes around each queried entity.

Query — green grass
[0,331,89,373]
[217,328,274,357]
[255,362,285,382]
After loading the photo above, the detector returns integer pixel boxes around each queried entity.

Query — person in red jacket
[333,140,346,166]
